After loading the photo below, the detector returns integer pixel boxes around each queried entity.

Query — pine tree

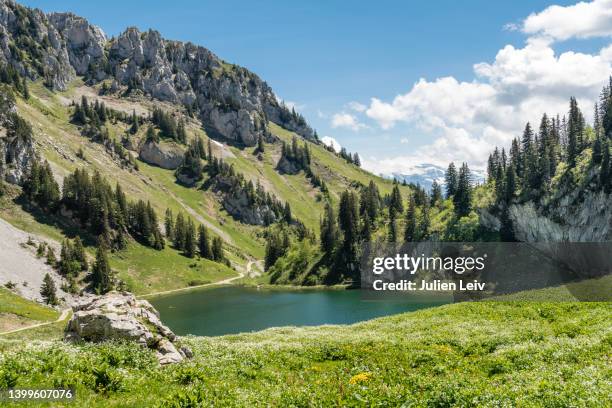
[265,231,283,270]
[445,163,458,198]
[320,202,338,257]
[40,273,58,305]
[387,218,397,243]
[336,191,360,281]
[360,213,372,242]
[198,224,211,259]
[177,119,188,144]
[567,97,584,167]
[146,126,159,143]
[211,236,224,262]
[130,110,139,134]
[92,243,112,294]
[22,77,29,99]
[504,165,517,203]
[184,218,196,258]
[430,180,442,206]
[417,204,430,241]
[403,197,417,242]
[256,134,265,153]
[453,163,472,217]
[283,202,292,223]
[173,213,186,250]
[164,208,174,240]
[388,184,404,218]
[46,247,57,267]
[73,236,88,271]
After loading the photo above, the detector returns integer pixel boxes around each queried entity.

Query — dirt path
[0,308,71,336]
[139,259,262,298]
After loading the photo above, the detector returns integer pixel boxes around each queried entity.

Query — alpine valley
[0,0,610,406]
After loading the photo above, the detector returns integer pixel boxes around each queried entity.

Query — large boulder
[138,140,184,170]
[64,291,191,365]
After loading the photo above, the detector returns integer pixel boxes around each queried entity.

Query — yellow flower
[349,372,372,385]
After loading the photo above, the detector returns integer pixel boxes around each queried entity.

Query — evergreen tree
[360,213,372,242]
[173,213,186,250]
[198,224,211,259]
[265,230,284,270]
[92,243,112,294]
[336,191,360,281]
[320,202,338,257]
[177,119,188,144]
[256,133,265,153]
[40,273,58,305]
[211,236,224,262]
[417,204,430,241]
[22,77,29,99]
[388,184,404,219]
[130,110,139,134]
[567,97,584,167]
[73,236,88,271]
[403,197,417,243]
[46,247,57,267]
[164,208,174,240]
[430,180,442,206]
[146,126,159,143]
[504,165,517,203]
[453,163,472,217]
[387,218,397,243]
[445,163,458,198]
[283,202,292,223]
[184,218,196,258]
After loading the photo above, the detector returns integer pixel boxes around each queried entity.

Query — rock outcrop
[65,291,191,365]
[138,140,184,170]
[480,169,612,243]
[212,175,279,225]
[47,12,106,77]
[0,0,75,90]
[0,0,316,145]
[0,85,35,184]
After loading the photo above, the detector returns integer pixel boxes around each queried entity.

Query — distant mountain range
[385,163,485,192]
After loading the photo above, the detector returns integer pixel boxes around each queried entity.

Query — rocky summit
[64,291,192,365]
[0,0,313,146]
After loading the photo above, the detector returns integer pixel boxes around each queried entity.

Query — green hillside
[0,296,608,406]
[0,287,59,332]
[0,79,409,295]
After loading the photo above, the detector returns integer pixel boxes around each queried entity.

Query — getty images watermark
[360,242,612,302]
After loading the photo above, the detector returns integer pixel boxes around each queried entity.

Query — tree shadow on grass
[12,195,97,247]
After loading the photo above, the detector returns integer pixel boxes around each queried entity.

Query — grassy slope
[0,287,59,332]
[1,80,413,293]
[0,298,609,407]
[0,287,58,322]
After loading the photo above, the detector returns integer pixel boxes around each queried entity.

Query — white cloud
[522,0,612,42]
[363,21,612,172]
[331,112,367,131]
[321,136,342,152]
[400,138,409,144]
[347,101,367,112]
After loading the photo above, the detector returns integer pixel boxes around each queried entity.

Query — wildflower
[349,372,372,385]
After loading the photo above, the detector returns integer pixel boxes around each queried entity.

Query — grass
[110,242,237,295]
[0,288,58,322]
[0,300,609,407]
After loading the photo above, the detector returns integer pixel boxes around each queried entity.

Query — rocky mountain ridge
[0,0,314,147]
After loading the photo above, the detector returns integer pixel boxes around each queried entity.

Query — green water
[150,286,442,336]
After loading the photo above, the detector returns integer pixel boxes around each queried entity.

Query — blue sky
[21,0,612,174]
